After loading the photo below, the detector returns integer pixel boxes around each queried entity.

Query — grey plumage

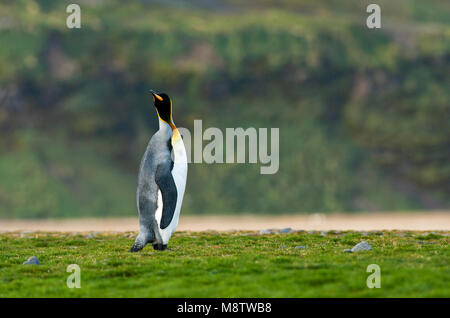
[130,90,186,252]
[130,124,175,252]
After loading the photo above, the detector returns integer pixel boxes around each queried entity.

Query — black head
[150,90,172,124]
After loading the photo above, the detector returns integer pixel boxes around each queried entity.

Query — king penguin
[130,90,187,252]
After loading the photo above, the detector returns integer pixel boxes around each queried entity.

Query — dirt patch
[0,211,449,232]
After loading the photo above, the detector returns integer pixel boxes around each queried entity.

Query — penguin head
[150,90,173,125]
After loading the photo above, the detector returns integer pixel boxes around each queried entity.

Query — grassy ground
[0,230,448,297]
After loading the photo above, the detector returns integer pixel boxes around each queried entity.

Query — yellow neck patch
[172,128,181,143]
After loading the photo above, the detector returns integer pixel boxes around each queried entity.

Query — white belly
[155,133,187,244]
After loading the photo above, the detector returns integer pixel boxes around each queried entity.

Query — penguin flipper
[155,162,178,230]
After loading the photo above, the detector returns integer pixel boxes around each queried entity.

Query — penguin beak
[149,90,163,102]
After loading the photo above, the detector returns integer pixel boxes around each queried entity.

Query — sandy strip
[0,212,449,232]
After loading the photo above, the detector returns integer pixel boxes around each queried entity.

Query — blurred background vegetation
[0,0,448,218]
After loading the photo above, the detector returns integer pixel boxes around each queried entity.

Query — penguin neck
[157,118,186,164]
[158,119,173,138]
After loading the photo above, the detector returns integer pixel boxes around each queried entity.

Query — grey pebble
[84,231,100,239]
[295,246,306,249]
[23,256,40,265]
[350,241,372,252]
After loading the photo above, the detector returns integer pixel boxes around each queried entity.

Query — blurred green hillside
[0,0,449,218]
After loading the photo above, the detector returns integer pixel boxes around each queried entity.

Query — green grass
[0,231,448,297]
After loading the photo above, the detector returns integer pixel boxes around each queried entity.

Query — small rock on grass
[84,231,100,239]
[345,241,372,253]
[328,230,342,235]
[259,228,293,234]
[418,241,436,245]
[295,246,306,249]
[23,256,40,265]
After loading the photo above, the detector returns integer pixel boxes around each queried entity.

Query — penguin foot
[152,244,168,251]
[129,242,144,252]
